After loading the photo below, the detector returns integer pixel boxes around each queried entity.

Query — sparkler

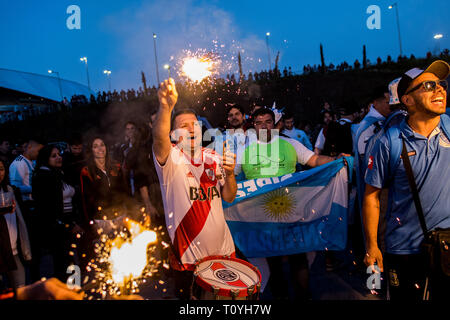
[178,50,220,83]
[82,219,160,299]
[109,221,157,292]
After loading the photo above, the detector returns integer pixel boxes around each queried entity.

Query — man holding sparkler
[152,78,238,299]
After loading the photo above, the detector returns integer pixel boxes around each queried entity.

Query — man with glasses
[363,60,450,300]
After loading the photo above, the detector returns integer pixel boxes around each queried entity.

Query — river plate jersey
[153,145,235,270]
[235,136,314,180]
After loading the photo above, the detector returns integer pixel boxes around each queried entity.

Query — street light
[152,33,161,85]
[265,32,272,71]
[48,70,63,101]
[388,3,403,57]
[163,64,171,79]
[80,57,91,90]
[103,70,112,92]
[434,34,443,55]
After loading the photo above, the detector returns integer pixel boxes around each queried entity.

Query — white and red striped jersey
[153,145,235,271]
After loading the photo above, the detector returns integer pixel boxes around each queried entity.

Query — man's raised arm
[152,78,178,166]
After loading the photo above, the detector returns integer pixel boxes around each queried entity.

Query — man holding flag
[234,107,348,299]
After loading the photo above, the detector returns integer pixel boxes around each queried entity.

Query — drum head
[194,256,261,297]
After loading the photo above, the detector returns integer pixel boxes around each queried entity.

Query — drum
[192,255,262,300]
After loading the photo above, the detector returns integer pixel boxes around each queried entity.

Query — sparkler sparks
[109,221,157,285]
[178,50,220,83]
[83,219,163,299]
[181,56,214,82]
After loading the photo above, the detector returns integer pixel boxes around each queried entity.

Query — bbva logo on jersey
[190,186,221,202]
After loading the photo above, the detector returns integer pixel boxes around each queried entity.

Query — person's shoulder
[80,166,90,177]
[440,114,450,129]
[11,155,24,164]
[385,122,403,138]
[279,135,301,147]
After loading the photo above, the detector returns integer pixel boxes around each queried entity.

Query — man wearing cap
[363,60,450,300]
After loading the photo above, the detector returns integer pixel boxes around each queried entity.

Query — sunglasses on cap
[405,80,448,95]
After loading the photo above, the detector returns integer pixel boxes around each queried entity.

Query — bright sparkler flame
[108,221,157,286]
[181,56,214,82]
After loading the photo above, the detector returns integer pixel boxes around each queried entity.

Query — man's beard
[230,121,243,129]
[178,136,201,154]
[415,99,446,117]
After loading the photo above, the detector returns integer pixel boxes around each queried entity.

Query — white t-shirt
[153,145,235,270]
[9,155,34,201]
[314,128,326,150]
[62,182,75,213]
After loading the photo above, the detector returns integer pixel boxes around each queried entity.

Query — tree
[141,71,148,95]
[363,45,367,69]
[320,43,326,73]
[274,51,280,77]
[238,52,244,82]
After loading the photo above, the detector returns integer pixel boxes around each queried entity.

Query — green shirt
[242,137,299,179]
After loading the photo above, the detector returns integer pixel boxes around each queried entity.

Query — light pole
[163,64,171,79]
[388,3,403,57]
[80,57,91,90]
[434,34,443,55]
[152,33,161,85]
[48,70,63,101]
[265,32,272,71]
[103,70,112,91]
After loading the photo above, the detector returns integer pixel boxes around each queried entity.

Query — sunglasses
[405,80,448,95]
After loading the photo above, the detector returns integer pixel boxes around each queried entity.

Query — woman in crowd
[0,159,32,289]
[80,136,136,236]
[32,145,82,282]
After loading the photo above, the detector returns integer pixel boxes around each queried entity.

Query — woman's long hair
[85,136,113,178]
[0,159,10,192]
[35,145,59,169]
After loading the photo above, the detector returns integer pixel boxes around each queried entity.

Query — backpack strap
[386,125,403,178]
[439,114,450,140]
[401,139,429,236]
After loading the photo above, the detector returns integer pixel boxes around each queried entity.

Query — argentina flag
[223,157,353,258]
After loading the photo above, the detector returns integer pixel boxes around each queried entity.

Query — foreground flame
[108,221,157,285]
[181,56,214,82]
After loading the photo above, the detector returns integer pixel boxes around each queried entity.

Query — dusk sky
[1,0,449,92]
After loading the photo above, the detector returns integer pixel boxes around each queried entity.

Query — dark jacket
[80,162,132,223]
[32,167,78,248]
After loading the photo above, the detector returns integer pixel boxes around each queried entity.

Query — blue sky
[1,0,448,92]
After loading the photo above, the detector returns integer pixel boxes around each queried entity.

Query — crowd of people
[0,58,449,301]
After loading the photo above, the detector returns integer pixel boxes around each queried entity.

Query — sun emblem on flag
[260,188,296,221]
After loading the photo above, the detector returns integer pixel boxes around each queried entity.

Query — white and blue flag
[223,157,353,258]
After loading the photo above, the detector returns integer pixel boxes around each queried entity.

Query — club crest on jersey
[205,168,215,181]
[368,156,374,170]
[187,171,195,178]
